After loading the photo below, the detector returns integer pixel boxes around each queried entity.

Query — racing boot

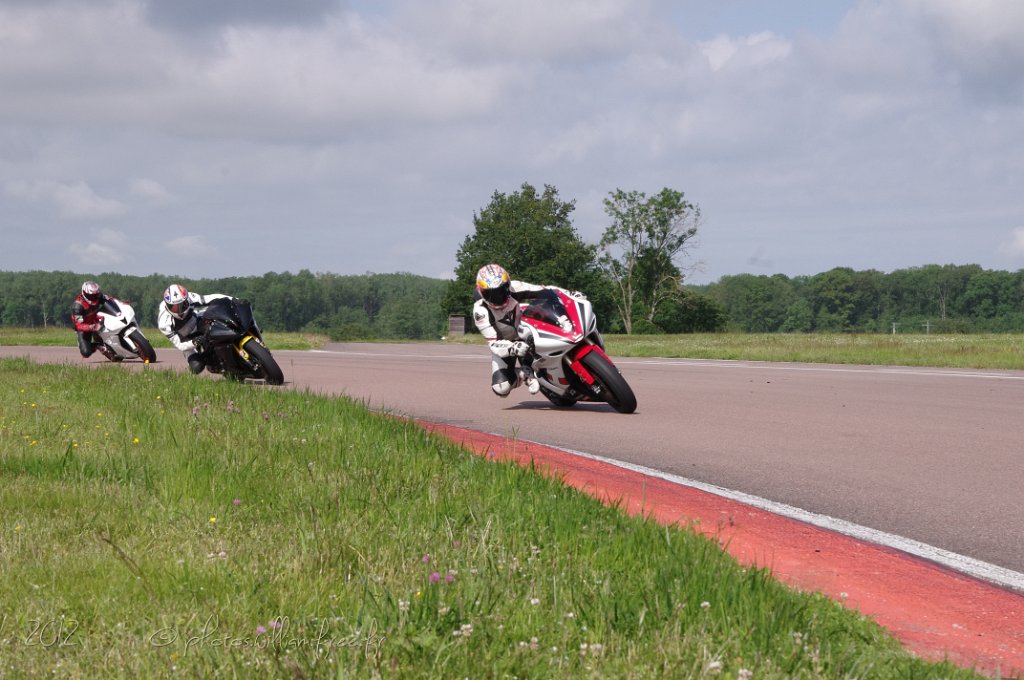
[519,366,541,395]
[97,344,121,362]
[187,352,207,375]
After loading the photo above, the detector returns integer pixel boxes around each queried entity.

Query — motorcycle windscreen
[521,290,567,327]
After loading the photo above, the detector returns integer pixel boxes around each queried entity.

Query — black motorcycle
[178,298,284,385]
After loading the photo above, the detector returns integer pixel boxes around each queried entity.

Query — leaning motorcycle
[95,297,157,363]
[517,289,637,414]
[178,298,284,385]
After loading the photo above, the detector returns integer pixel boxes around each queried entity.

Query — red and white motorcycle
[517,289,637,414]
[95,297,157,363]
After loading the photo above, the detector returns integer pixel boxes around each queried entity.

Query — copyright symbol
[149,627,178,648]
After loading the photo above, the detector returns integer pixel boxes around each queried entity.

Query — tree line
[699,265,1024,333]
[0,270,449,340]
[4,181,1023,336]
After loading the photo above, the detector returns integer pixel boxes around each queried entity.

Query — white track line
[514,436,1024,594]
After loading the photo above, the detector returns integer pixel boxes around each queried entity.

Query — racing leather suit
[472,280,549,396]
[71,293,111,358]
[157,292,230,373]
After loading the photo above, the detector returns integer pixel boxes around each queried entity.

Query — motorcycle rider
[157,283,231,374]
[473,263,582,398]
[71,280,119,361]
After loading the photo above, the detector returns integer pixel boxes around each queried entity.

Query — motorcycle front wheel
[241,339,284,385]
[128,330,157,363]
[580,351,637,414]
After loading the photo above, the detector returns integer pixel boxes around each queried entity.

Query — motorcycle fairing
[520,290,583,341]
[568,344,614,386]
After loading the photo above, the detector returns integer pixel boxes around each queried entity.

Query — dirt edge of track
[418,420,1024,679]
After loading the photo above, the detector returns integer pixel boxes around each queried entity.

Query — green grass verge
[7,327,1024,369]
[0,359,982,678]
[443,331,1024,369]
[0,327,328,351]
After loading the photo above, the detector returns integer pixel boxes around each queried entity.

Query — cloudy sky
[2,0,1023,284]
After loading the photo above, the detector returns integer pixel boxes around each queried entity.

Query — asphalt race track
[3,342,1023,674]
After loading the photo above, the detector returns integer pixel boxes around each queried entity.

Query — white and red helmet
[163,283,191,320]
[81,280,102,303]
[476,264,515,314]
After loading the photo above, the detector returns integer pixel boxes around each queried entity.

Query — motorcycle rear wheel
[242,339,284,385]
[580,351,637,414]
[128,330,157,363]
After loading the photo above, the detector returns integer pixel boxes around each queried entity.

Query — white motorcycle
[95,297,157,363]
[517,289,637,414]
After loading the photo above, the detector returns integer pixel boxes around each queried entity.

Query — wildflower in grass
[256,625,267,636]
[738,669,753,679]
[438,606,450,615]
[233,499,242,507]
[398,600,409,612]
[132,437,140,444]
[700,601,711,610]
[429,572,441,583]
[445,572,455,583]
[529,597,540,606]
[269,620,283,630]
[421,554,431,563]
[706,659,722,674]
[209,516,216,524]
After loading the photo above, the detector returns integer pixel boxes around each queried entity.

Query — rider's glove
[89,322,102,332]
[192,337,206,354]
[491,339,529,358]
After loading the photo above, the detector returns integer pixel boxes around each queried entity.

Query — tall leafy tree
[599,188,700,333]
[445,182,605,319]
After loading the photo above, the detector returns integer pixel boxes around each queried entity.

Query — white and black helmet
[163,283,192,320]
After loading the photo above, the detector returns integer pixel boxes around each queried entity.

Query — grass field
[0,358,986,678]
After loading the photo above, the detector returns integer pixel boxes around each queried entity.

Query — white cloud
[395,0,654,61]
[698,32,791,72]
[5,179,127,220]
[129,178,176,206]
[71,227,130,268]
[166,235,212,257]
[1001,228,1024,258]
